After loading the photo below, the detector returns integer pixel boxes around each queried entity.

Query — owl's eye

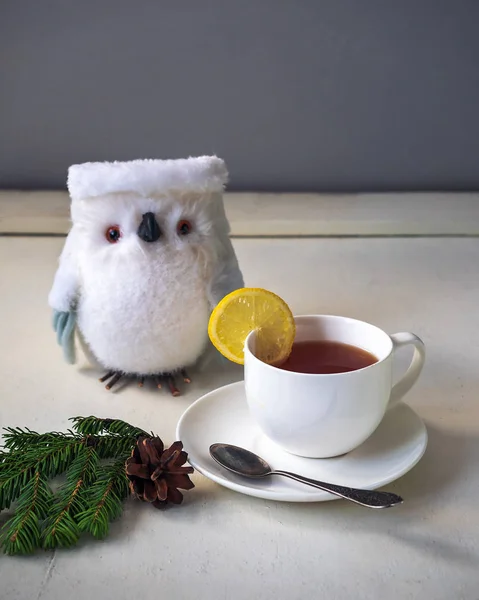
[177,220,193,236]
[105,225,122,244]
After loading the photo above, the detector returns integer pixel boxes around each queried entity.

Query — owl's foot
[99,370,124,390]
[165,375,180,397]
[181,369,192,384]
[154,371,191,396]
[99,369,191,395]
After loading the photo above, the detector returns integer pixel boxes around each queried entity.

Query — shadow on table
[260,422,479,567]
[387,422,471,502]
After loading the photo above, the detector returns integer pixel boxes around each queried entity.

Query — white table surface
[0,236,478,600]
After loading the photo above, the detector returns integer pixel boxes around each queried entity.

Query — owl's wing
[52,310,77,364]
[206,195,244,307]
[208,241,244,307]
[207,233,244,308]
[48,226,81,364]
[199,231,243,370]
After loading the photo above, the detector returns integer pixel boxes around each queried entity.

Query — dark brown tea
[278,340,378,374]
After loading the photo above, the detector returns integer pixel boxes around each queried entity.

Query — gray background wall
[1,0,479,192]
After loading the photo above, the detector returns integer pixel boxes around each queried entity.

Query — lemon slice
[208,288,296,365]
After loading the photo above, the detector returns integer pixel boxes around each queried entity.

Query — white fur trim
[67,156,228,201]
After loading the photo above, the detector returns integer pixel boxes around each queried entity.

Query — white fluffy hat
[67,156,228,201]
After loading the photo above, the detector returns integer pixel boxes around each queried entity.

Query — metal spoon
[209,443,403,508]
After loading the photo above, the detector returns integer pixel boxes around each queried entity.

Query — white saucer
[176,381,428,502]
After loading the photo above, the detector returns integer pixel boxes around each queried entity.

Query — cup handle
[388,332,426,408]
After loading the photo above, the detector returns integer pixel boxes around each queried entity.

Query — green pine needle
[70,416,149,439]
[76,457,130,539]
[2,428,74,452]
[43,511,81,550]
[0,438,85,511]
[42,445,99,549]
[94,434,139,460]
[1,471,53,555]
[0,432,136,513]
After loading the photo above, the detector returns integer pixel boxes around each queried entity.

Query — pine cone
[125,437,194,507]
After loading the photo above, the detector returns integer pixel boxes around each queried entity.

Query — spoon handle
[272,470,403,508]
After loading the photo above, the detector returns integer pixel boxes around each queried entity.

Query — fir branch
[42,445,99,549]
[2,421,144,459]
[93,434,138,460]
[70,416,149,438]
[0,438,85,511]
[0,431,136,512]
[76,457,131,539]
[2,428,74,452]
[1,471,53,555]
[2,429,133,465]
[0,416,166,555]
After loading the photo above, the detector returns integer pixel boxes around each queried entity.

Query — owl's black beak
[137,212,161,243]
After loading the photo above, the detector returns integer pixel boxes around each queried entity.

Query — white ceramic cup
[244,315,426,458]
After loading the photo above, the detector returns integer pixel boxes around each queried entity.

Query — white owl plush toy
[48,156,244,395]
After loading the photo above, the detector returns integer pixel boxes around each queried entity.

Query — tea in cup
[244,315,425,458]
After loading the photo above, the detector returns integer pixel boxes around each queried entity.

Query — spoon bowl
[210,443,271,478]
